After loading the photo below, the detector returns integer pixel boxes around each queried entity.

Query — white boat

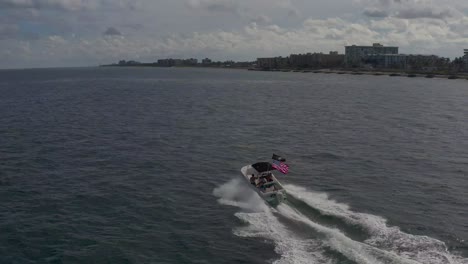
[241,162,287,206]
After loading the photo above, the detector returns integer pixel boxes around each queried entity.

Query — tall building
[345,43,398,67]
[363,54,407,69]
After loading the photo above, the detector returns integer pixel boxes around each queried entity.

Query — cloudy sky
[1,0,468,68]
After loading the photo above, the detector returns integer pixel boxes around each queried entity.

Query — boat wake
[213,179,468,264]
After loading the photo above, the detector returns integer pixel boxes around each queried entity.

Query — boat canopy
[252,162,275,173]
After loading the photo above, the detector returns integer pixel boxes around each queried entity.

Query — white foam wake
[284,184,468,264]
[214,180,468,264]
[276,204,420,264]
[213,178,269,212]
[213,179,331,264]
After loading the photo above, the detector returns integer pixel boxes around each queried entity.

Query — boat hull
[241,165,287,206]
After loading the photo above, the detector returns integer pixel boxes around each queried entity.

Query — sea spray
[213,179,330,263]
[213,178,268,212]
[213,179,468,264]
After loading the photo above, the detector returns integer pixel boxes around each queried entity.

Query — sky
[1,0,468,68]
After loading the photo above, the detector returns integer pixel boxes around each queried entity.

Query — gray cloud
[249,14,272,25]
[0,0,139,11]
[121,24,144,31]
[0,0,99,11]
[287,7,300,18]
[186,0,239,14]
[363,8,389,17]
[103,27,122,36]
[380,0,402,5]
[395,7,454,19]
[361,0,458,20]
[0,24,19,40]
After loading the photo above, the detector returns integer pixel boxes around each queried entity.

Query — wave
[284,185,468,264]
[213,179,331,264]
[213,179,468,264]
[301,152,344,161]
[276,204,420,264]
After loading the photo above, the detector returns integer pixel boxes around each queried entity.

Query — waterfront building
[464,49,468,71]
[345,43,398,67]
[182,58,198,66]
[362,54,449,71]
[363,54,407,69]
[202,58,212,65]
[117,60,140,66]
[157,58,189,67]
[406,55,449,71]
[256,56,290,69]
[157,59,178,67]
[289,52,344,68]
[257,52,343,69]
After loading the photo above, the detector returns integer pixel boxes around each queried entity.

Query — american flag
[272,159,289,174]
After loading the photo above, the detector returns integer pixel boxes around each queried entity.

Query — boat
[240,159,288,206]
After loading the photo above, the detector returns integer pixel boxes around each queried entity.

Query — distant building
[182,58,198,66]
[363,54,407,69]
[406,55,449,71]
[257,52,343,69]
[233,61,254,68]
[464,49,468,71]
[345,43,398,67]
[362,54,449,71]
[202,58,212,65]
[157,58,185,67]
[256,56,290,69]
[157,59,176,67]
[289,52,344,68]
[117,60,140,66]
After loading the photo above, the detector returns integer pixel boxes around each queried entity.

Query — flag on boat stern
[272,159,289,174]
[272,154,286,162]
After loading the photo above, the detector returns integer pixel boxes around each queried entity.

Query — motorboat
[240,162,287,206]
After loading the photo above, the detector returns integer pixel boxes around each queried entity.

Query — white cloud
[359,0,467,19]
[0,0,139,11]
[186,0,239,13]
[0,0,99,11]
[1,0,468,68]
[3,13,468,68]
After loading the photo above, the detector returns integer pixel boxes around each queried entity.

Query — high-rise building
[345,43,398,67]
[363,54,407,69]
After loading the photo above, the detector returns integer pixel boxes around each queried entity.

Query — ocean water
[0,67,467,264]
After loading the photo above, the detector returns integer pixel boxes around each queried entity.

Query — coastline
[100,64,468,80]
[247,68,468,80]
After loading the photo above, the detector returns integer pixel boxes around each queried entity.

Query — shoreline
[101,65,468,80]
[247,68,468,80]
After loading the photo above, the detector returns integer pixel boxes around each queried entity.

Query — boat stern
[265,190,287,207]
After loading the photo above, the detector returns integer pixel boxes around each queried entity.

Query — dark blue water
[0,67,467,264]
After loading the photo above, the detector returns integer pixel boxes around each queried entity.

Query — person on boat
[250,175,256,185]
[256,177,267,187]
